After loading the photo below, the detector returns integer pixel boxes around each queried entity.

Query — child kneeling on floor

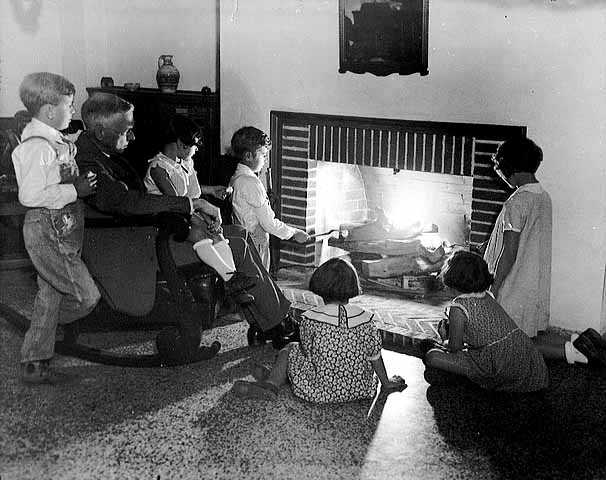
[232,257,407,402]
[422,250,549,392]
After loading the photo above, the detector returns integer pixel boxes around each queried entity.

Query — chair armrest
[84,207,190,242]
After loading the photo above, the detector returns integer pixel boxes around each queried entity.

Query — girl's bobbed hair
[309,257,361,303]
[440,250,494,294]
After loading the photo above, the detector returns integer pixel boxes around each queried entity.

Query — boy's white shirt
[229,163,297,240]
[11,118,77,209]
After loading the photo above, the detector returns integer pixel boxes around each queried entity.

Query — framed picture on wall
[339,0,429,76]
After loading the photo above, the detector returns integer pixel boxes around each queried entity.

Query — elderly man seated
[74,92,296,347]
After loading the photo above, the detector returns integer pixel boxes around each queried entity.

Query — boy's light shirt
[12,118,78,209]
[230,163,297,240]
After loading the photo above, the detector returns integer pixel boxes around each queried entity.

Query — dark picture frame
[339,0,429,77]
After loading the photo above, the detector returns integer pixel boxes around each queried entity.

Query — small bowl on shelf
[124,82,140,91]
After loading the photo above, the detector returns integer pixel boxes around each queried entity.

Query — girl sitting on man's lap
[232,257,407,402]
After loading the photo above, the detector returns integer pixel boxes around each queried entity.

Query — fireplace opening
[314,162,472,287]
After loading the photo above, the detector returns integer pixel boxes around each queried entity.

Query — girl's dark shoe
[225,272,258,295]
[231,292,255,306]
[581,328,606,350]
[573,332,606,368]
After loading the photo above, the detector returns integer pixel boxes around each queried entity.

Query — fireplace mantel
[269,110,526,268]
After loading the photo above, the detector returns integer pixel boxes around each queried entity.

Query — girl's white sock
[193,239,233,282]
[564,334,588,364]
[212,239,236,273]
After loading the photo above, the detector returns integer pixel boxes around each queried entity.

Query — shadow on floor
[425,360,606,479]
[193,380,389,478]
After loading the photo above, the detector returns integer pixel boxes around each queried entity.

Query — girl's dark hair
[163,114,202,147]
[494,137,543,175]
[440,250,494,294]
[309,257,362,303]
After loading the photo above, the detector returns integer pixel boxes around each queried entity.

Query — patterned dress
[288,304,383,403]
[445,292,549,392]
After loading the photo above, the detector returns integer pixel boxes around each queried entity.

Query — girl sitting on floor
[232,257,407,402]
[423,250,550,392]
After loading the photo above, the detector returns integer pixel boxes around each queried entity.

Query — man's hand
[73,171,97,198]
[192,198,222,224]
[291,230,311,243]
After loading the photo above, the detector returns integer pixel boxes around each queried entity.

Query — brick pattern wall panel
[469,139,510,247]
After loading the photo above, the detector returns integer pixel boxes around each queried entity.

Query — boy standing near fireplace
[229,126,310,270]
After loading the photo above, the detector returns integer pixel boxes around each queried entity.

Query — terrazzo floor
[1,268,606,480]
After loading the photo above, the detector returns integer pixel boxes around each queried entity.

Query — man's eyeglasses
[105,126,135,139]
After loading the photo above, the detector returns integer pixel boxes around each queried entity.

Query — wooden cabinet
[86,87,221,184]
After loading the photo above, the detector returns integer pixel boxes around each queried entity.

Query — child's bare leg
[265,343,293,388]
[425,350,470,376]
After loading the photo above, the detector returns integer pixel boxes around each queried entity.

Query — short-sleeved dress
[483,183,552,337]
[287,303,383,403]
[143,152,201,199]
[445,292,549,392]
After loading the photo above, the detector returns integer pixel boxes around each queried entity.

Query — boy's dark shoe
[270,323,300,350]
[247,325,268,346]
[21,361,74,385]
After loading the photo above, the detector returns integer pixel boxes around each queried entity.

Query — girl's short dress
[445,292,549,392]
[143,152,201,198]
[288,304,383,403]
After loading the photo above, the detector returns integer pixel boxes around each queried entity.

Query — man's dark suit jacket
[75,132,190,217]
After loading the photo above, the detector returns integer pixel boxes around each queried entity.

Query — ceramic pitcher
[156,55,180,93]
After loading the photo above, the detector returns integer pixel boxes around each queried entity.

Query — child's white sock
[564,334,588,364]
[193,239,233,282]
[212,239,236,273]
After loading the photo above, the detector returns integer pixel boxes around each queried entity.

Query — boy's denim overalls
[18,136,100,363]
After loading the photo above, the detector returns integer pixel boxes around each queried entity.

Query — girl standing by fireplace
[482,137,551,338]
[231,257,407,401]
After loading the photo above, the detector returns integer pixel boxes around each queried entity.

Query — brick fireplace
[269,111,526,268]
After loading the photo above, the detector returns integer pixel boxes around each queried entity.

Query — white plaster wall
[0,0,216,117]
[221,0,606,332]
